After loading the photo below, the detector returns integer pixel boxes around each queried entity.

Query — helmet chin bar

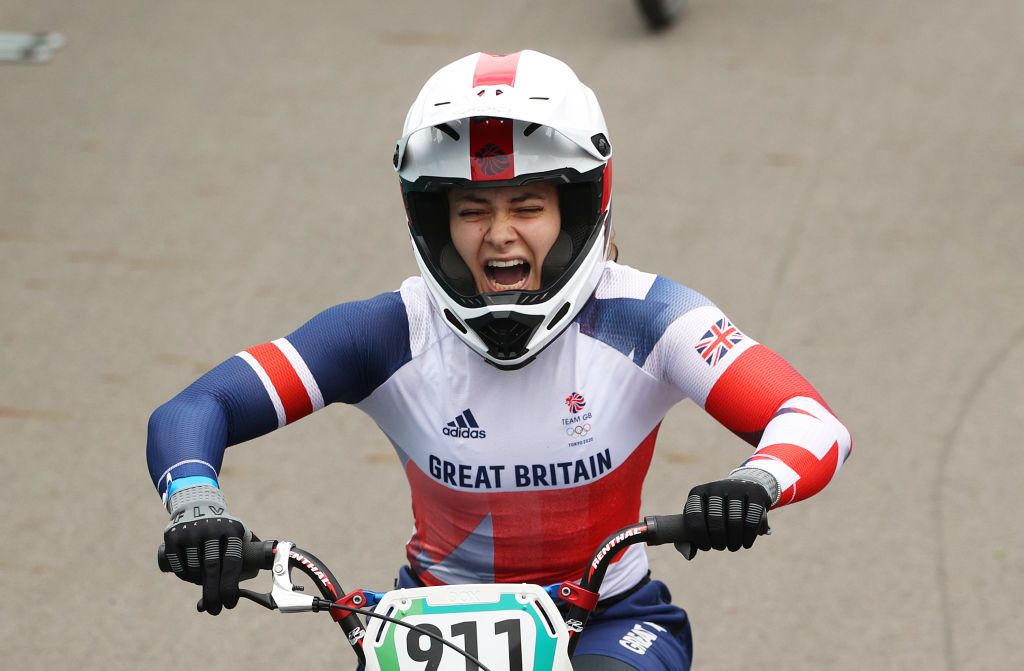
[465,311,545,369]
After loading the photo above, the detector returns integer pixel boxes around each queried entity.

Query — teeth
[486,259,525,268]
[492,278,526,289]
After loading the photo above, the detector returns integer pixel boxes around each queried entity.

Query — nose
[483,211,518,249]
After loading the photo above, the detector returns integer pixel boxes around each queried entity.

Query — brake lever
[196,540,316,613]
[239,588,276,610]
[196,587,276,613]
[267,541,317,612]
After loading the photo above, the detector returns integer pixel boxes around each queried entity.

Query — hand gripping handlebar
[645,510,770,558]
[157,539,367,662]
[157,538,276,580]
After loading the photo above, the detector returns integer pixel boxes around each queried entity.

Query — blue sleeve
[146,291,411,499]
[145,356,277,499]
[286,291,412,405]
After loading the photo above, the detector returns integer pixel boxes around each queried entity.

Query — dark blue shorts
[394,567,692,670]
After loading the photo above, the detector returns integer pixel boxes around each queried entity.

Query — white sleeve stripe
[156,459,217,488]
[759,412,835,461]
[770,396,852,463]
[236,350,287,428]
[272,338,325,411]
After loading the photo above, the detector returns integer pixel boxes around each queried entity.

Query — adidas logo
[441,408,487,439]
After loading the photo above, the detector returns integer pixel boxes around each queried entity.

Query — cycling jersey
[147,262,851,596]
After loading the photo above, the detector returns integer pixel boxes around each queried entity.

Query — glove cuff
[727,467,780,506]
[166,484,226,516]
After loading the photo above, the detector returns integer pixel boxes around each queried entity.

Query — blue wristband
[165,475,219,501]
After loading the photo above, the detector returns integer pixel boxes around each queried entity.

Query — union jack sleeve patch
[694,318,746,367]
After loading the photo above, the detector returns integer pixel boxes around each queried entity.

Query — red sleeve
[704,345,851,508]
[704,344,828,445]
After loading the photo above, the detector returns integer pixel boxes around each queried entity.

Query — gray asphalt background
[2,1,1022,669]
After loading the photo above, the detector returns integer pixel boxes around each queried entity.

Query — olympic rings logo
[566,423,591,437]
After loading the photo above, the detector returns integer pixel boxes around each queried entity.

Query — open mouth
[485,258,532,291]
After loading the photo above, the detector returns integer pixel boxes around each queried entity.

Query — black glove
[163,485,248,615]
[683,469,776,553]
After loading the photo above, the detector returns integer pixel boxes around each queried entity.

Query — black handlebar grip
[644,514,700,560]
[239,540,276,579]
[644,514,688,546]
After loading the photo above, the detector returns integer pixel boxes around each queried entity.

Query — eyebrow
[451,191,548,206]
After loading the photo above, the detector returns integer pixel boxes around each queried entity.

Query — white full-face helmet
[394,50,613,370]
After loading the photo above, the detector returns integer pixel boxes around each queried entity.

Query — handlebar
[158,510,767,662]
[560,511,767,653]
[155,513,713,587]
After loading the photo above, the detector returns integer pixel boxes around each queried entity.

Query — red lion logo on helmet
[474,143,511,176]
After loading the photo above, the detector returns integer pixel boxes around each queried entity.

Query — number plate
[363,584,572,671]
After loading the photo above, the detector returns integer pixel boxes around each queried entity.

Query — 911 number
[406,618,523,671]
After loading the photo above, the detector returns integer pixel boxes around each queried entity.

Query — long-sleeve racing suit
[148,262,852,598]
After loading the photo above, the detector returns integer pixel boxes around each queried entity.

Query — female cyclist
[149,50,852,670]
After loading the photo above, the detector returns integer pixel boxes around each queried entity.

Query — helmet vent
[591,134,611,157]
[523,123,541,137]
[443,309,468,334]
[433,101,451,106]
[474,316,541,361]
[529,96,549,100]
[435,123,460,141]
[547,302,572,330]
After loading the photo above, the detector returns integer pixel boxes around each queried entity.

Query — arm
[682,341,851,554]
[642,278,850,553]
[146,290,412,503]
[149,291,411,612]
[700,344,852,508]
[582,270,852,502]
[653,296,851,508]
